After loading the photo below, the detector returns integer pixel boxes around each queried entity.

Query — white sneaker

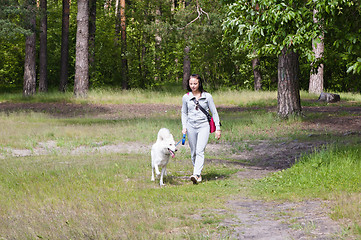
[190,175,201,184]
[197,175,202,183]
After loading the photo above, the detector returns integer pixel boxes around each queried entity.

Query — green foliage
[0,41,25,87]
[223,0,319,58]
[223,0,361,92]
[1,0,361,92]
[0,1,33,39]
[319,0,361,91]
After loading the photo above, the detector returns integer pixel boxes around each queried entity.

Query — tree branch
[178,0,210,30]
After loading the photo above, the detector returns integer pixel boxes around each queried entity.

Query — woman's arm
[207,94,221,131]
[181,95,188,134]
[207,93,221,140]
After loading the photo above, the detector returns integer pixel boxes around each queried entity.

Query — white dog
[151,128,177,186]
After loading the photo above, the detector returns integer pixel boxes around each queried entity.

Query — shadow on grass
[159,169,237,186]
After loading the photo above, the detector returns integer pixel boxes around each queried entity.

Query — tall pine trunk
[74,0,89,97]
[89,0,97,85]
[154,6,162,83]
[59,0,70,92]
[182,1,191,90]
[39,0,48,92]
[23,0,37,97]
[277,47,302,118]
[114,0,128,89]
[182,45,191,89]
[120,0,128,89]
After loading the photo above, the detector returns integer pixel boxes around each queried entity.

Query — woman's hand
[215,130,221,140]
[182,128,187,135]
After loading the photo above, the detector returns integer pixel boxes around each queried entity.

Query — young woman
[181,74,221,184]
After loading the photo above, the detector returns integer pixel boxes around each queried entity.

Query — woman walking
[181,74,221,184]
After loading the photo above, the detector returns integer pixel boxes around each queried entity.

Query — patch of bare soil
[1,102,360,239]
[222,198,343,240]
[0,102,179,119]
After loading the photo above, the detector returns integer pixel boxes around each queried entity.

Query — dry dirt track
[1,102,360,239]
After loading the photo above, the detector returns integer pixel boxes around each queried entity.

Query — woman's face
[189,78,200,92]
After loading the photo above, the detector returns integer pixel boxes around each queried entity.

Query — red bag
[209,117,216,133]
[192,98,218,133]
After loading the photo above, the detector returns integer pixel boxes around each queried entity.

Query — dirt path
[1,102,360,239]
[223,195,342,239]
[219,166,345,240]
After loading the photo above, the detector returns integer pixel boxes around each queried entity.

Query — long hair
[186,74,205,93]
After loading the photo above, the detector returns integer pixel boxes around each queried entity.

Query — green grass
[0,112,182,149]
[0,89,361,238]
[0,152,240,239]
[252,145,361,235]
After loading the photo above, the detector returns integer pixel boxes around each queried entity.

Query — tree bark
[252,57,262,91]
[88,0,96,84]
[154,6,162,83]
[309,9,324,94]
[120,0,128,89]
[23,0,37,97]
[182,0,191,90]
[182,45,191,89]
[59,0,70,92]
[39,0,48,92]
[277,47,302,118]
[74,0,89,97]
[114,0,128,89]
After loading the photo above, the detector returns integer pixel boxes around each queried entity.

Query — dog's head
[157,128,177,158]
[165,136,177,158]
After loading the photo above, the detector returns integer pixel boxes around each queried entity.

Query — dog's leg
[151,166,155,181]
[160,167,166,186]
[154,164,161,176]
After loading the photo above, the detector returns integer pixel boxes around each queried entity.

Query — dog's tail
[157,128,171,141]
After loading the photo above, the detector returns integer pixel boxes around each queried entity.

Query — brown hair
[186,74,205,93]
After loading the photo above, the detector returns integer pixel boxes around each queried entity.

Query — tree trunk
[39,0,48,92]
[154,7,162,83]
[309,8,324,94]
[23,0,37,97]
[74,0,89,97]
[88,0,96,84]
[114,0,128,89]
[59,0,70,92]
[182,1,191,90]
[120,0,128,89]
[277,47,302,118]
[252,57,262,91]
[182,45,191,89]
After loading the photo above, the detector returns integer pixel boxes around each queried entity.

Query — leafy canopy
[223,0,323,60]
[223,0,360,68]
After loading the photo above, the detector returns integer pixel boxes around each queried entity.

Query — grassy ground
[0,89,360,239]
[0,152,241,239]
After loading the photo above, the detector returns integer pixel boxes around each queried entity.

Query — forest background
[1,0,360,97]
